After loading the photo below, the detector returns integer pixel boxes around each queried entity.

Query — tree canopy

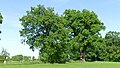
[63,9,105,61]
[20,5,105,63]
[20,5,70,63]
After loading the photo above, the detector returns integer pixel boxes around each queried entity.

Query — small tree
[0,48,10,57]
[0,48,10,63]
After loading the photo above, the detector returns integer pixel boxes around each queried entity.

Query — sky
[0,0,120,58]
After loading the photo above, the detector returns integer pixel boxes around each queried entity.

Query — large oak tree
[20,5,70,63]
[63,9,105,61]
[20,5,105,63]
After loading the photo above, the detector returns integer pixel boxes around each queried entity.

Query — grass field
[0,62,120,68]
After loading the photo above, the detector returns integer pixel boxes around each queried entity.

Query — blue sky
[0,0,120,58]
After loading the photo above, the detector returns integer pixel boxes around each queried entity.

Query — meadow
[0,62,120,68]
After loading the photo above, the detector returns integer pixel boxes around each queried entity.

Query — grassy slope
[0,62,120,68]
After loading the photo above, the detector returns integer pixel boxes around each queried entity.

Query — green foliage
[20,5,70,63]
[24,56,31,61]
[12,55,23,61]
[85,38,107,61]
[20,4,106,63]
[63,9,105,61]
[105,31,120,62]
[0,56,5,63]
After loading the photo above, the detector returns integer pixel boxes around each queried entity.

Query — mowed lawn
[0,62,120,68]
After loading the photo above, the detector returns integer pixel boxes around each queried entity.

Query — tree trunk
[80,49,85,61]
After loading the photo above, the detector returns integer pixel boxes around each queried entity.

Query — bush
[0,59,4,63]
[0,56,6,63]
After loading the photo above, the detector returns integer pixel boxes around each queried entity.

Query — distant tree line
[0,48,37,63]
[11,55,34,61]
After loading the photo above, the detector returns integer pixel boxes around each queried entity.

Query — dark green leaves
[104,31,120,62]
